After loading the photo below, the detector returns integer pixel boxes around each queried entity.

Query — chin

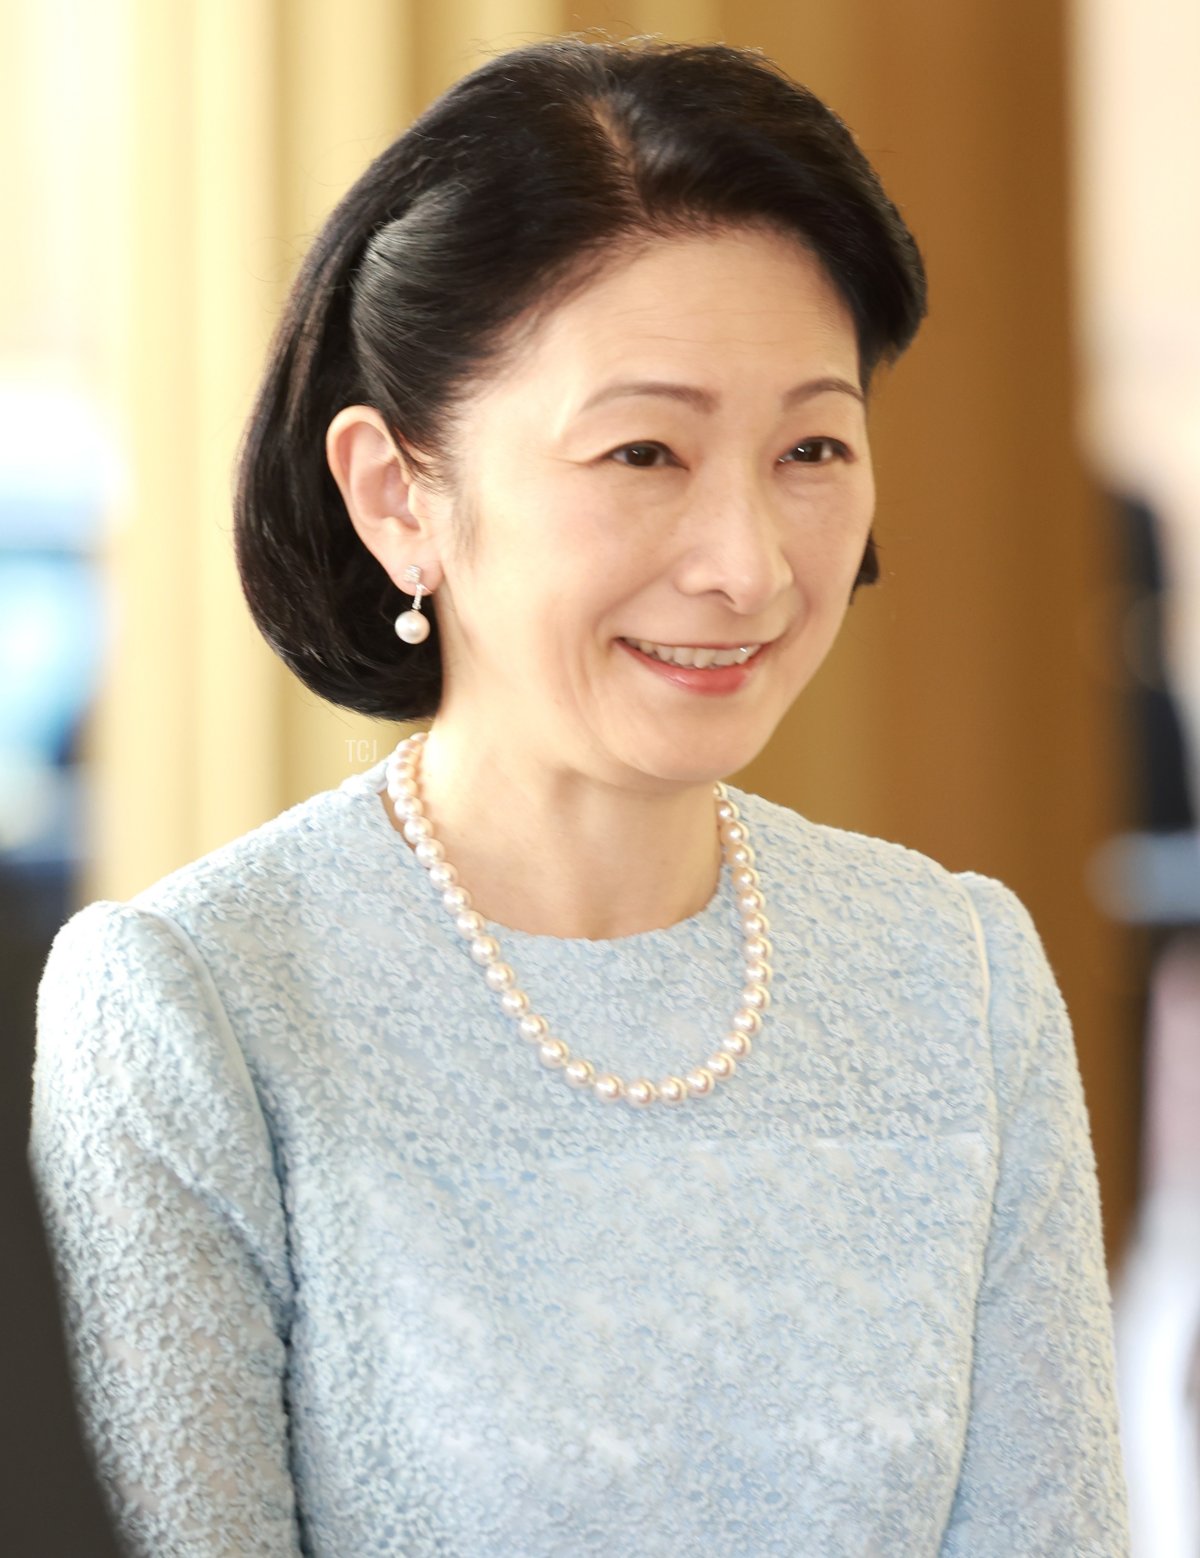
[623,732,773,790]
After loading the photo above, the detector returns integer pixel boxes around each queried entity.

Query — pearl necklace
[384,731,773,1107]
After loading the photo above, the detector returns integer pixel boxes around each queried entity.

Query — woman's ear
[325,405,445,590]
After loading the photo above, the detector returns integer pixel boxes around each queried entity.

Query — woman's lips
[616,636,770,695]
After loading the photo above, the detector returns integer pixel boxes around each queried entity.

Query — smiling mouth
[619,637,765,668]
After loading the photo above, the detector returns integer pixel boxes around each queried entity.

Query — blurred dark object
[3,862,124,1557]
[1103,493,1200,1558]
[0,382,123,1554]
[1089,495,1200,927]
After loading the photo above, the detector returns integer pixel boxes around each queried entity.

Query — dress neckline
[349,755,741,954]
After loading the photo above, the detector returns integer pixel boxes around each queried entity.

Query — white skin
[326,224,875,939]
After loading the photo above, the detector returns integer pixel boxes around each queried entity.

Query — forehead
[492,228,859,397]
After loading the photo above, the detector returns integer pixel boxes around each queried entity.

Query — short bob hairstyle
[234,33,927,723]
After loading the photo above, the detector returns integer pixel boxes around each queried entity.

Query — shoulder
[35,900,211,1076]
[737,790,1077,1108]
[729,786,1047,1028]
[31,900,292,1310]
[128,769,372,928]
[732,781,1015,934]
[732,790,1075,1129]
[40,761,399,1008]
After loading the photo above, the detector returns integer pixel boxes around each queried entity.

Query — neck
[383,722,725,940]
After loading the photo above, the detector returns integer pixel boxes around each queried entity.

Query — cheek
[812,470,876,564]
[540,526,648,621]
[791,514,872,592]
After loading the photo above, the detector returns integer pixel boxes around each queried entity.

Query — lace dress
[27,757,1132,1555]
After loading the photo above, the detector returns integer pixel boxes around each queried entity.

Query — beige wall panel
[418,0,566,100]
[193,0,285,846]
[87,0,198,903]
[623,0,722,39]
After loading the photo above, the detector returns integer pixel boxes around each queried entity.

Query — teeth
[628,638,761,668]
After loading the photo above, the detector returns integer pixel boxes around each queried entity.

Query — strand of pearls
[384,731,773,1107]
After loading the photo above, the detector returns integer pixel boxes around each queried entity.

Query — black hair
[234,32,927,721]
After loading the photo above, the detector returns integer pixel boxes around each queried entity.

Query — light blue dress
[27,756,1132,1555]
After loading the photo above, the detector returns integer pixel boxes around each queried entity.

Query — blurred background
[3,0,1197,1552]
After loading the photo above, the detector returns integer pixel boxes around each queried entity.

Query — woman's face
[428,225,875,792]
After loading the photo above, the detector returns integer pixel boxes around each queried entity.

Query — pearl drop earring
[394,564,431,645]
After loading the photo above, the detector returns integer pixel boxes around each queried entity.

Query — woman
[28,33,1131,1556]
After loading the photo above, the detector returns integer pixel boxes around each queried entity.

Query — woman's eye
[607,438,850,469]
[608,442,673,469]
[784,438,850,465]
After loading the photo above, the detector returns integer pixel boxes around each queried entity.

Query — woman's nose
[670,483,794,616]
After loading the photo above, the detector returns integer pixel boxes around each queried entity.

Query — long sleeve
[939,873,1132,1555]
[27,900,305,1558]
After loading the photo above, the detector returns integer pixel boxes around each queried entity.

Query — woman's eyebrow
[574,375,865,416]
